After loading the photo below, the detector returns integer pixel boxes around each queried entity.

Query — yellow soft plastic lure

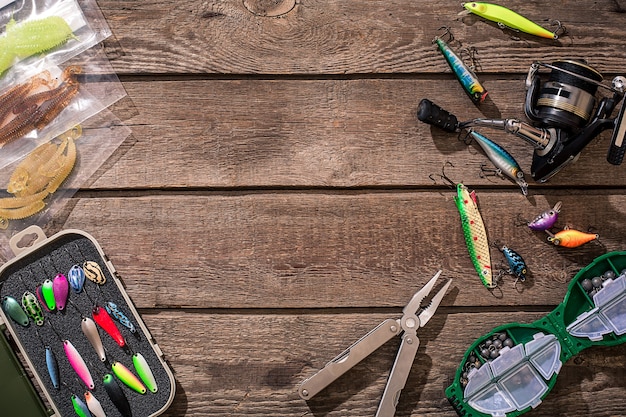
[462,2,560,39]
[454,183,495,288]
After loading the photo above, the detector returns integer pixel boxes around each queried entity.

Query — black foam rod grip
[607,99,626,165]
[416,99,459,133]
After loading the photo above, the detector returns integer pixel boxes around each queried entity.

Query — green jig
[2,295,29,326]
[133,352,158,393]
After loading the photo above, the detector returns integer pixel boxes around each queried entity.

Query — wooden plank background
[26,0,626,415]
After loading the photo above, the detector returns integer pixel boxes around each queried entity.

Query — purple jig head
[68,265,86,293]
[52,274,69,310]
[527,201,562,231]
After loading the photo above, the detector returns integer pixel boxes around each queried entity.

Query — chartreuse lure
[433,29,487,105]
[112,361,147,394]
[0,16,76,75]
[454,183,495,288]
[40,279,56,311]
[461,2,562,39]
[133,352,158,393]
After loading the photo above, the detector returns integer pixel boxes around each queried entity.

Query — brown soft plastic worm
[0,71,53,124]
[0,66,81,146]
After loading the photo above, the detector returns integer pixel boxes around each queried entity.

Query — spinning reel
[418,60,626,182]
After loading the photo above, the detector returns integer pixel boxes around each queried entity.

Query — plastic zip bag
[0,44,127,170]
[0,0,112,87]
[0,108,132,262]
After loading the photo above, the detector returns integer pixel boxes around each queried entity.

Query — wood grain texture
[92,77,626,189]
[97,0,626,75]
[5,0,626,416]
[57,193,623,309]
[139,311,626,417]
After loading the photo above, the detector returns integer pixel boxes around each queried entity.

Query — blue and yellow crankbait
[468,130,528,195]
[433,28,487,105]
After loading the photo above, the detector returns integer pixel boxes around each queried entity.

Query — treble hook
[551,20,567,39]
[479,163,504,180]
[434,26,454,44]
[429,161,457,188]
[459,129,474,145]
[459,46,480,72]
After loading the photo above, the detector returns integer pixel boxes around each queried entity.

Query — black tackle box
[0,226,175,417]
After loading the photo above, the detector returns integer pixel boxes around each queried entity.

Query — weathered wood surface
[15,0,626,416]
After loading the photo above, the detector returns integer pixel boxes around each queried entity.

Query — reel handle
[607,99,626,165]
[417,99,459,132]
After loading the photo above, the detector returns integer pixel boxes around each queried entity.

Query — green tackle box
[446,250,626,417]
[0,225,176,417]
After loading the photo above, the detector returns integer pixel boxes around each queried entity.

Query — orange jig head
[547,228,599,248]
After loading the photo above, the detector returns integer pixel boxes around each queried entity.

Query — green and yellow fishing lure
[461,2,562,40]
[0,16,75,75]
[454,183,495,288]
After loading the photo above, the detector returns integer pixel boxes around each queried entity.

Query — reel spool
[525,60,604,131]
